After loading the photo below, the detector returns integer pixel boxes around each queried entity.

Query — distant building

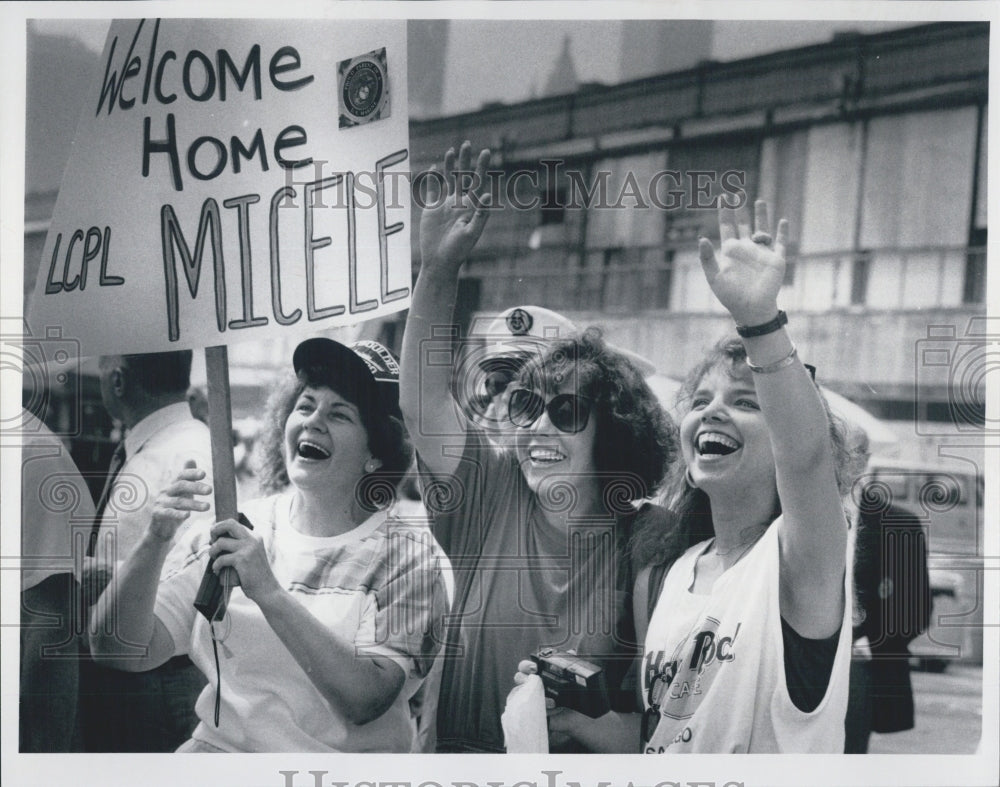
[408,20,450,118]
[542,35,579,97]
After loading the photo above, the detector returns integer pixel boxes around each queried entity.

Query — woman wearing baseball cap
[90,337,449,752]
[400,142,677,752]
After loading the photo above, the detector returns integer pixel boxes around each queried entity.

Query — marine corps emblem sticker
[338,48,390,128]
[506,308,533,336]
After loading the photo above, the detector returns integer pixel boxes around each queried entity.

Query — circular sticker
[341,57,387,122]
[505,308,534,336]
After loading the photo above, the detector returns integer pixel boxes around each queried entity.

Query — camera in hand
[531,648,610,718]
[194,513,253,622]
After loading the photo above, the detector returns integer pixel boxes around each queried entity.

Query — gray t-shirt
[422,429,671,752]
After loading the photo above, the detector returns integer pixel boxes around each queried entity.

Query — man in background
[79,350,214,752]
[845,442,933,753]
[19,413,94,752]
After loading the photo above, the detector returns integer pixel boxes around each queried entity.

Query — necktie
[87,441,126,557]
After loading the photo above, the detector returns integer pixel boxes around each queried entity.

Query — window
[851,249,872,305]
[584,152,669,249]
[800,123,862,255]
[974,109,987,231]
[964,228,987,304]
[758,131,806,259]
[664,141,760,246]
[860,108,978,249]
[539,187,566,226]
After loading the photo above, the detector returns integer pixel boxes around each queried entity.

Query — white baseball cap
[468,305,656,376]
[470,305,576,367]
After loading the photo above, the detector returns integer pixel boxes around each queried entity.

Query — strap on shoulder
[634,559,673,645]
[647,560,672,623]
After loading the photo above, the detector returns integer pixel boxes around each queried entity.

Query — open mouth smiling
[297,440,332,460]
[528,447,566,465]
[696,431,740,457]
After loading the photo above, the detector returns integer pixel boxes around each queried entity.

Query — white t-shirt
[641,518,852,753]
[95,402,214,564]
[154,492,449,753]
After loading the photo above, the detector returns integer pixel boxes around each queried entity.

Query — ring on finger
[751,231,773,245]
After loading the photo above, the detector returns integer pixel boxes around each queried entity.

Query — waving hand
[418,141,491,273]
[698,200,788,327]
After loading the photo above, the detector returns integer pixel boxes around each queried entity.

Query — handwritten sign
[28,19,410,356]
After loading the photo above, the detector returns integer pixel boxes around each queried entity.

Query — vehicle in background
[865,458,985,671]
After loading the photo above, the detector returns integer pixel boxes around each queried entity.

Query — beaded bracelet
[746,345,798,374]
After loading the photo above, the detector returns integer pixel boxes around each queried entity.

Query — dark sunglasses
[507,389,592,433]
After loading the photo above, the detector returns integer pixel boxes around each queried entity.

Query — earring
[685,467,698,488]
[364,458,379,474]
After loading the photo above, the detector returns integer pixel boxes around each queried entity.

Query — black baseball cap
[292,337,401,418]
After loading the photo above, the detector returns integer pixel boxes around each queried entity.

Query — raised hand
[698,199,788,327]
[148,461,211,542]
[418,141,491,273]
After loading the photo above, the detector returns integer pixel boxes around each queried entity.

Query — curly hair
[516,327,677,504]
[631,335,865,569]
[254,368,412,511]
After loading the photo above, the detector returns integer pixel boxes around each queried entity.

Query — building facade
[407,23,990,664]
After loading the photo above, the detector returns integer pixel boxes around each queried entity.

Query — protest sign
[27,18,411,357]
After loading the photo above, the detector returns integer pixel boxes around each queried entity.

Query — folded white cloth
[501,674,549,753]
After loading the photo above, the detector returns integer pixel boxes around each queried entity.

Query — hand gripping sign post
[27,18,411,530]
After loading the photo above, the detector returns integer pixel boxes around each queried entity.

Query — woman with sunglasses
[400,142,676,752]
[592,202,856,754]
[463,305,579,449]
